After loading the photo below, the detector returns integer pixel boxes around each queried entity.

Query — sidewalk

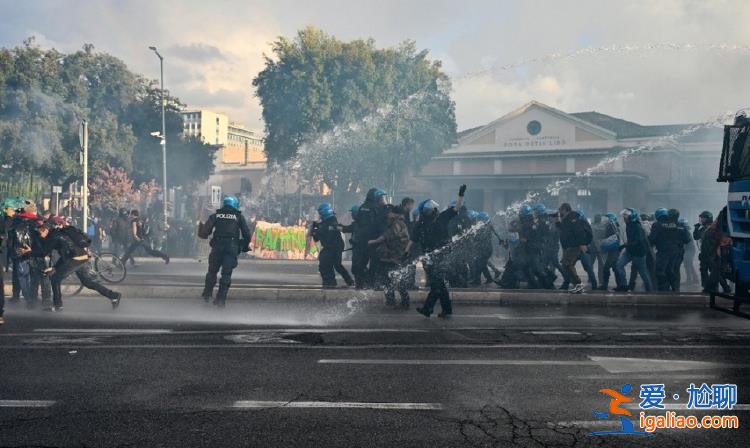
[5,283,709,307]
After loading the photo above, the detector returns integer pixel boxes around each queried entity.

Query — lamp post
[78,120,88,229]
[149,45,168,235]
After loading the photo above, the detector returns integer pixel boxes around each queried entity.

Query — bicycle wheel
[61,276,85,296]
[95,252,127,283]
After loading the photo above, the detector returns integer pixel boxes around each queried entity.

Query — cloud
[2,0,750,131]
[181,88,247,109]
[168,43,227,62]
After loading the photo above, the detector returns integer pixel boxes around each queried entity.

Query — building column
[607,183,624,214]
[483,189,494,213]
[492,190,506,213]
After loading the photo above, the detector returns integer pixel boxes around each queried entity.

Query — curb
[10,284,709,307]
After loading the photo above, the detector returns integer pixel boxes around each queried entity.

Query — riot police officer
[200,196,251,307]
[312,203,353,288]
[354,188,388,289]
[411,184,467,318]
[649,208,690,292]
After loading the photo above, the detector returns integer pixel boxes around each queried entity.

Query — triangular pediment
[452,101,617,153]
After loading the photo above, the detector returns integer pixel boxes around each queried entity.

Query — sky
[2,0,750,132]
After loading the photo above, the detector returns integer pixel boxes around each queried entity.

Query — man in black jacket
[120,210,169,265]
[556,203,592,294]
[38,218,122,311]
[400,197,418,290]
[694,210,715,291]
[200,196,251,307]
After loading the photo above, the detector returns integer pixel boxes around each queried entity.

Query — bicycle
[61,250,127,296]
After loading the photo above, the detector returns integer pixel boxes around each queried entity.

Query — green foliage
[253,27,457,187]
[0,37,216,194]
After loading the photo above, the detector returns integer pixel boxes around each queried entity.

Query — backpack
[62,226,91,249]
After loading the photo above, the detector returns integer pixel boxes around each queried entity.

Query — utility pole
[79,120,89,230]
[149,46,168,236]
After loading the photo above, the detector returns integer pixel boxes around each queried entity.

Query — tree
[89,164,167,222]
[88,165,136,212]
[0,38,216,197]
[253,27,456,194]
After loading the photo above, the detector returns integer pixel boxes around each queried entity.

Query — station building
[404,101,725,220]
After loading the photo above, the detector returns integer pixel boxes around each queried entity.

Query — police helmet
[318,203,334,219]
[699,210,713,222]
[654,208,668,220]
[574,209,586,220]
[350,204,360,218]
[519,204,533,217]
[620,208,639,222]
[605,213,618,223]
[467,210,479,220]
[678,218,689,227]
[418,199,440,214]
[667,208,680,222]
[366,188,386,202]
[533,203,546,216]
[477,212,491,222]
[223,196,240,210]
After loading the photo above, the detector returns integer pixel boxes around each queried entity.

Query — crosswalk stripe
[0,400,56,408]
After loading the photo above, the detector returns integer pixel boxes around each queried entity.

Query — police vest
[213,210,241,239]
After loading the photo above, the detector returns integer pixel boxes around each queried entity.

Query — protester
[120,210,170,265]
[596,213,622,290]
[369,205,410,307]
[556,203,592,294]
[700,208,731,294]
[400,197,418,290]
[40,216,122,311]
[614,208,654,292]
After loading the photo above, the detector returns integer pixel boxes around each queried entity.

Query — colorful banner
[251,221,318,260]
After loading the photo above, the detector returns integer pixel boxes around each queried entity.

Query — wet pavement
[0,299,749,447]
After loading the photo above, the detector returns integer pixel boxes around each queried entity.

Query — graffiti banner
[251,221,318,260]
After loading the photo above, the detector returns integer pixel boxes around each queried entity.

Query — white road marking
[527,331,582,335]
[453,315,598,320]
[318,359,595,366]
[224,334,300,344]
[33,329,173,334]
[2,343,750,350]
[624,403,750,411]
[232,401,442,410]
[621,332,657,336]
[23,336,102,345]
[0,400,55,408]
[569,374,721,380]
[588,356,748,373]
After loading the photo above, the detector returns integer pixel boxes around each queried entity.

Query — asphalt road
[1,298,749,447]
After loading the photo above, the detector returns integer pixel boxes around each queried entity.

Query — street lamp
[149,45,168,237]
